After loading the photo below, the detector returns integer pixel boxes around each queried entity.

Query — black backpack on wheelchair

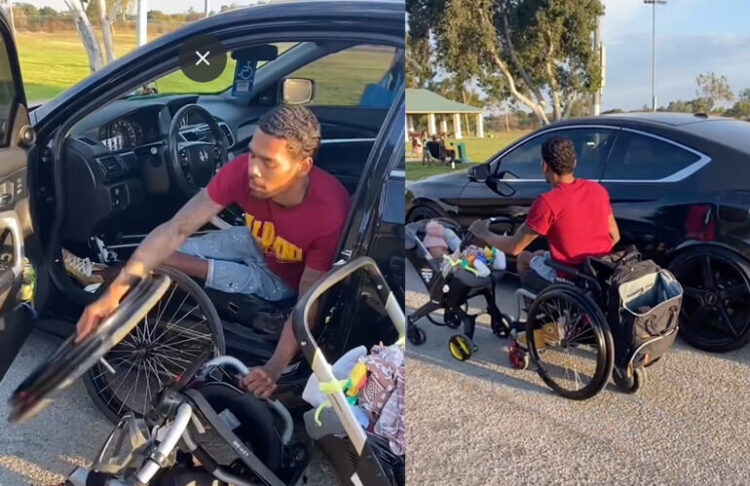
[585,246,683,370]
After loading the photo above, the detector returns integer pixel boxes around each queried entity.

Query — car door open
[0,10,44,383]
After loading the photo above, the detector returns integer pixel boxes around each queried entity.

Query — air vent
[218,122,235,148]
[98,157,122,175]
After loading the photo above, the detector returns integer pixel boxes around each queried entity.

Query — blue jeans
[177,226,295,301]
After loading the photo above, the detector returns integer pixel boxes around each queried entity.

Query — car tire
[668,245,750,352]
[84,265,225,423]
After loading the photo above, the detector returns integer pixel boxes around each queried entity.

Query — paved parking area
[0,331,336,485]
[406,262,750,485]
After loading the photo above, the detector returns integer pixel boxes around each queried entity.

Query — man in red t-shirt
[75,105,351,398]
[468,136,620,290]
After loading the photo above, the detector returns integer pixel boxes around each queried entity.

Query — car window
[497,128,616,180]
[147,42,296,96]
[288,45,399,107]
[0,35,17,147]
[603,131,701,180]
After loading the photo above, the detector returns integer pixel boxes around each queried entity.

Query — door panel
[0,10,36,383]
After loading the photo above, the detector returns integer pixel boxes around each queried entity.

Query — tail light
[685,204,715,241]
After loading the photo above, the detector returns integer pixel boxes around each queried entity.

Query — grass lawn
[406,130,529,181]
[15,30,394,103]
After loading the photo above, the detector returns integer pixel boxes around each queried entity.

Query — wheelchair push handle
[462,216,520,248]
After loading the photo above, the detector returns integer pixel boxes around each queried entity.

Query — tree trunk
[98,0,116,63]
[108,0,123,36]
[500,12,546,110]
[543,31,562,121]
[504,106,510,131]
[478,8,549,125]
[65,0,104,72]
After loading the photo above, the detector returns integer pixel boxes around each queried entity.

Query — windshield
[129,42,299,98]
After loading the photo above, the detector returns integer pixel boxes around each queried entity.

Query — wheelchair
[408,217,680,401]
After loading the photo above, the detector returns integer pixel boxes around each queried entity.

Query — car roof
[546,112,750,155]
[555,112,732,127]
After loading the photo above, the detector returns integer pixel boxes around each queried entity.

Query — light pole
[644,0,667,112]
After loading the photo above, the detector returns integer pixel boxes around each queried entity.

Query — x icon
[195,51,211,66]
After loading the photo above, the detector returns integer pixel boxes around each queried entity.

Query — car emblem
[199,150,208,162]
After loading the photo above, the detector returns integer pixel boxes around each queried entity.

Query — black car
[406,112,750,352]
[0,0,405,418]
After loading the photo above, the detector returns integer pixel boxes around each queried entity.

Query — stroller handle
[292,256,404,454]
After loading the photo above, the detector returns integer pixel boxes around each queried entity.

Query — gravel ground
[0,331,336,486]
[405,261,750,486]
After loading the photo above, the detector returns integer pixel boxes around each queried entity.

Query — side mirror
[468,163,490,182]
[487,178,516,197]
[281,78,315,105]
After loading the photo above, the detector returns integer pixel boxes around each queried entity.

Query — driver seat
[203,287,297,365]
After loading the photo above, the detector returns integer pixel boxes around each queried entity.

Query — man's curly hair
[258,104,321,162]
[541,136,577,175]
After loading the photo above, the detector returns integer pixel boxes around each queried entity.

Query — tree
[695,72,733,112]
[17,3,38,16]
[38,6,60,16]
[725,88,750,119]
[408,0,604,125]
[65,0,103,72]
[406,30,436,89]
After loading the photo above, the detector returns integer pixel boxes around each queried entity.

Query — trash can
[452,142,469,162]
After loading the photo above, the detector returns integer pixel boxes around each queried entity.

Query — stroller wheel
[448,334,474,361]
[444,309,462,329]
[613,367,646,394]
[508,340,529,370]
[490,309,512,339]
[408,325,427,346]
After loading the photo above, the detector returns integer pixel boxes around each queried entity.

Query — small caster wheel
[508,339,530,370]
[490,309,512,339]
[613,367,646,394]
[448,334,474,361]
[444,309,461,329]
[407,325,426,346]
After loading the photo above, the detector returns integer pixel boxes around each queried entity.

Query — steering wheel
[167,104,228,196]
[9,274,171,423]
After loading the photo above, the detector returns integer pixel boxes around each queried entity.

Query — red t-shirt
[526,178,613,266]
[206,155,351,292]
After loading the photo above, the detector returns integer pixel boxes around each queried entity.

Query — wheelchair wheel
[526,285,614,400]
[84,265,225,423]
[408,324,426,346]
[613,367,646,394]
[448,334,475,361]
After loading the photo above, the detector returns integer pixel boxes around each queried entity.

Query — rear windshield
[683,119,750,154]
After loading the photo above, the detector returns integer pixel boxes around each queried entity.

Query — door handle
[0,194,12,206]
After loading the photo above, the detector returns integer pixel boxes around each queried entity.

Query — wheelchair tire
[84,265,225,423]
[613,367,646,394]
[526,285,614,400]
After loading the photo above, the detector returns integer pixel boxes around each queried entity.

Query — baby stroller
[294,256,405,486]
[405,217,511,361]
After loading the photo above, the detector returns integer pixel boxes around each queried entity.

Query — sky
[600,0,750,110]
